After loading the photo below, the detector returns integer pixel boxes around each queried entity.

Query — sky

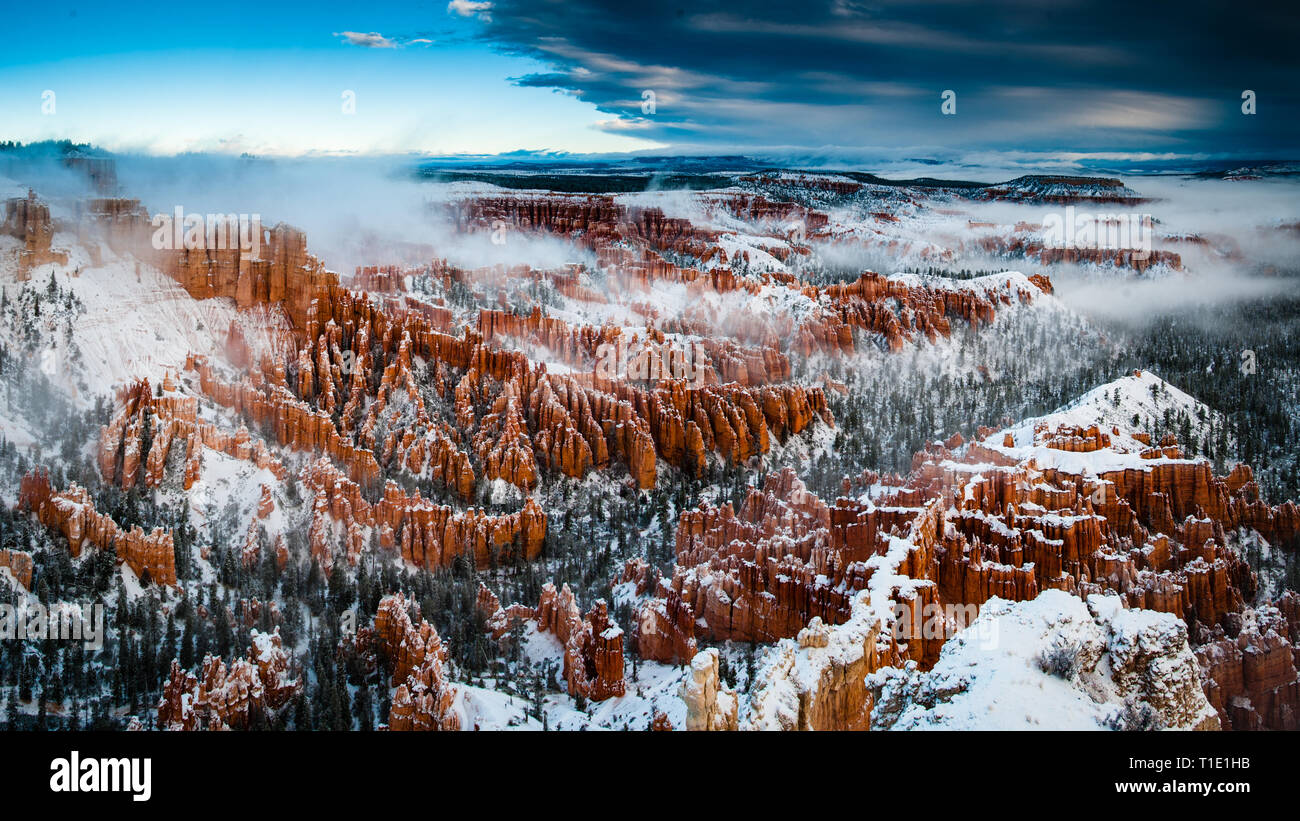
[0,0,1295,162]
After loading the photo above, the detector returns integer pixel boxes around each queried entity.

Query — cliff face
[157,629,300,730]
[82,203,337,331]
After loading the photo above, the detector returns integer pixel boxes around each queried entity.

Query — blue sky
[0,1,662,155]
[1,1,1295,161]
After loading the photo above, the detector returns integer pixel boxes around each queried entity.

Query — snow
[251,630,276,663]
[454,684,546,730]
[466,619,693,730]
[978,369,1226,474]
[543,659,691,731]
[4,165,1282,733]
[185,448,284,558]
[886,269,1046,300]
[869,590,1218,730]
[0,566,24,594]
[0,237,289,405]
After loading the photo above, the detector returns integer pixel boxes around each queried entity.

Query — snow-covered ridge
[869,590,1219,731]
[979,369,1229,474]
[973,175,1143,202]
[886,269,1049,299]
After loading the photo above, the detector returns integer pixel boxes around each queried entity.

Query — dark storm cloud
[472,0,1300,156]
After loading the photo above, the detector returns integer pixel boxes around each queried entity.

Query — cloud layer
[466,0,1299,155]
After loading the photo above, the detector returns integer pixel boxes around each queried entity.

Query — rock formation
[2,189,67,277]
[20,469,177,586]
[635,412,1300,729]
[157,629,300,730]
[300,458,544,574]
[0,549,34,589]
[680,648,739,731]
[373,594,460,731]
[867,591,1220,731]
[536,582,626,701]
[97,376,284,492]
[1195,592,1300,730]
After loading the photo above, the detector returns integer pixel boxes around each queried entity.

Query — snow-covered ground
[980,369,1229,474]
[868,590,1220,731]
[455,620,692,731]
[0,234,289,405]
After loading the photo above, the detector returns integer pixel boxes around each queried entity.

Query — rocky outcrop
[97,376,285,491]
[473,377,539,490]
[164,221,338,330]
[353,265,406,293]
[475,582,535,641]
[374,594,460,731]
[77,195,337,330]
[478,306,790,388]
[1195,593,1300,730]
[806,271,1007,355]
[186,289,829,498]
[0,549,34,589]
[637,412,1300,729]
[188,355,383,489]
[971,175,1143,205]
[157,629,300,730]
[663,469,864,645]
[977,234,1182,273]
[635,587,698,665]
[2,190,67,277]
[63,156,120,195]
[745,593,887,731]
[445,193,1039,365]
[867,592,1219,731]
[20,469,177,586]
[300,458,544,574]
[536,583,626,701]
[100,188,844,502]
[681,649,738,731]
